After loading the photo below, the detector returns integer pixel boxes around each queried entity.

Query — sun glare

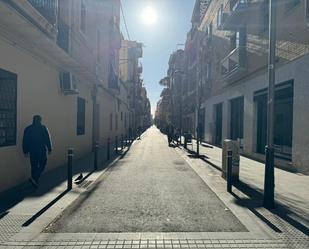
[141,6,158,26]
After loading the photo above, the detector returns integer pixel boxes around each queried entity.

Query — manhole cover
[175,166,189,172]
[173,160,185,165]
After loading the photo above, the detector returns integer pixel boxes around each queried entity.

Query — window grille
[0,69,17,147]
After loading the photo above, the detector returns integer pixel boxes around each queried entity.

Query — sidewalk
[178,138,309,247]
[0,138,133,243]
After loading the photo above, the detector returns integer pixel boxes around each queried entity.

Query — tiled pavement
[0,238,290,249]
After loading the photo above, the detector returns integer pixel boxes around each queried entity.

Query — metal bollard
[115,136,118,154]
[107,138,110,161]
[196,138,200,156]
[121,134,124,150]
[67,148,74,190]
[184,136,187,149]
[94,143,99,170]
[227,150,233,193]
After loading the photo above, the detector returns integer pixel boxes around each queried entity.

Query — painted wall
[0,39,93,192]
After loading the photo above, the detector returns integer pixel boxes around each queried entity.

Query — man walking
[22,115,52,187]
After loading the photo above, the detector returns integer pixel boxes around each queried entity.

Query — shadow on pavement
[0,141,134,218]
[22,189,69,227]
[232,180,309,236]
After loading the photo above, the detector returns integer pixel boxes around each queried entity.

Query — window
[124,113,127,128]
[206,62,211,81]
[260,0,269,34]
[207,22,213,40]
[110,113,113,131]
[306,0,309,22]
[230,27,246,50]
[0,68,17,147]
[286,0,301,10]
[77,97,85,135]
[96,29,100,62]
[115,114,118,130]
[217,4,223,28]
[80,0,86,34]
[121,112,123,121]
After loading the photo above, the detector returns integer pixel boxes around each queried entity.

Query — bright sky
[120,0,195,115]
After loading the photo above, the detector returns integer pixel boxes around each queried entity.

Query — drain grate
[0,214,31,243]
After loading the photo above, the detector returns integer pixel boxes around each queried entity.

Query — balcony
[221,46,247,82]
[27,0,58,25]
[219,0,253,30]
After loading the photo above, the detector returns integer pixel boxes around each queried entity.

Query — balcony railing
[221,46,247,82]
[27,0,58,25]
[219,0,250,30]
[230,0,249,12]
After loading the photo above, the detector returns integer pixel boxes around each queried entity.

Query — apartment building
[0,0,134,193]
[119,40,151,132]
[194,0,309,173]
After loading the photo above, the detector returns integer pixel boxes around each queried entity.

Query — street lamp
[264,0,277,209]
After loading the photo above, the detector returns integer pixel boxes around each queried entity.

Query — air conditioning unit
[60,72,79,95]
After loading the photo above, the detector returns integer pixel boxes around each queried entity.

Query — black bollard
[196,138,200,157]
[94,143,99,170]
[121,134,124,150]
[115,136,118,154]
[107,138,110,161]
[227,150,233,193]
[67,148,73,190]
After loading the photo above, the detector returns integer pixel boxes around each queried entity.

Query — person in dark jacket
[22,115,52,187]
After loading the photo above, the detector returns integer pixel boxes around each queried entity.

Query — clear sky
[120,0,195,115]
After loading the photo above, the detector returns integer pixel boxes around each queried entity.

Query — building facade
[0,0,150,193]
[196,0,309,173]
[119,40,151,133]
[156,0,309,174]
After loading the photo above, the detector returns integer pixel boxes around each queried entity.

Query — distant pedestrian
[166,123,174,146]
[22,115,52,187]
[176,128,181,145]
[196,122,203,144]
[137,126,142,140]
[129,127,133,141]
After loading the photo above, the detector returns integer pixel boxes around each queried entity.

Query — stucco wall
[0,39,93,192]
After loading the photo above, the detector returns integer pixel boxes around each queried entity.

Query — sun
[141,6,158,26]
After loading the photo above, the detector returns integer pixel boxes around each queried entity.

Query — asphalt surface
[47,127,246,233]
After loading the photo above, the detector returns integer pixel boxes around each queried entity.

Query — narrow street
[47,127,245,233]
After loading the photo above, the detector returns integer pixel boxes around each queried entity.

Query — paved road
[47,127,246,233]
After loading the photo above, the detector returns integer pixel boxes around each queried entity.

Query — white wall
[0,39,93,192]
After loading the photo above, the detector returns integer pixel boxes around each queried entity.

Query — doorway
[254,81,294,160]
[214,103,223,146]
[230,97,244,142]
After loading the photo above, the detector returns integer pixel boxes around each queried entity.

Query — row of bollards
[66,134,134,190]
